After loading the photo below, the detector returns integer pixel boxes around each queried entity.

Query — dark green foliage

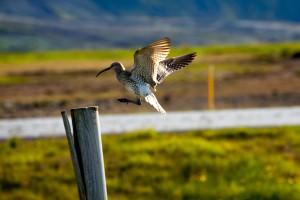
[1,127,300,199]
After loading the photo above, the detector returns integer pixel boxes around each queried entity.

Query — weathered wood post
[61,106,107,200]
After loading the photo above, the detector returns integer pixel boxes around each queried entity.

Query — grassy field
[1,41,300,64]
[1,126,300,200]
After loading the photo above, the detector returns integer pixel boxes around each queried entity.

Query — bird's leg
[117,98,130,104]
[136,98,142,105]
[117,98,142,106]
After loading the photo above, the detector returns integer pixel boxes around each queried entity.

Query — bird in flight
[96,37,196,113]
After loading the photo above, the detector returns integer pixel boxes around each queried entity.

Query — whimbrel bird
[96,37,196,113]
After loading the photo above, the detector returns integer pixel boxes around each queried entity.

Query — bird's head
[96,62,125,77]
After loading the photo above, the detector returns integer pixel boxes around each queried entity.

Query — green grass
[0,76,28,85]
[0,49,134,65]
[195,42,300,57]
[1,127,300,200]
[2,41,300,65]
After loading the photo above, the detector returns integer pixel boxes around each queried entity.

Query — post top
[70,106,98,112]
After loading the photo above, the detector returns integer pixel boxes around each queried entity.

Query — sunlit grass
[0,49,134,65]
[195,42,300,56]
[1,127,300,200]
[0,76,28,85]
[1,41,300,65]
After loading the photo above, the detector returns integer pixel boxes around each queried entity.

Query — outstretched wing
[156,52,196,84]
[130,37,171,88]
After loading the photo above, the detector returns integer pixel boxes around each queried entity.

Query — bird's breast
[121,76,151,97]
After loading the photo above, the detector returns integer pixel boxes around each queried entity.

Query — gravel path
[1,107,300,139]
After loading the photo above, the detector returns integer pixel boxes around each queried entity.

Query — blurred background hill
[1,0,300,51]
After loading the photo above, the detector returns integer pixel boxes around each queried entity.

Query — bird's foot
[117,98,130,104]
[117,98,142,106]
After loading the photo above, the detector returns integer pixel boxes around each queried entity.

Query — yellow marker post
[208,65,215,110]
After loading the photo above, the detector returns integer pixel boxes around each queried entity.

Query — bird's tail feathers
[145,93,166,114]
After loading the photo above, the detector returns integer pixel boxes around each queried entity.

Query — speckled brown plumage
[96,37,196,113]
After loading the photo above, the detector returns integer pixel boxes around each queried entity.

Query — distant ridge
[1,0,300,51]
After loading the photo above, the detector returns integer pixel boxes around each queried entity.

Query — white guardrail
[0,107,300,139]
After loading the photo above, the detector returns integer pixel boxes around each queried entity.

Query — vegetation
[0,49,133,65]
[1,126,300,200]
[1,41,300,65]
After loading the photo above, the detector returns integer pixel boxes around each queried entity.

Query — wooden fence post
[61,106,107,200]
[208,65,215,110]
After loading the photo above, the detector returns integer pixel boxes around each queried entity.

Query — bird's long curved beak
[96,66,112,77]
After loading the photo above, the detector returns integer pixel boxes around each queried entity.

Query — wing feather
[130,37,171,87]
[156,52,196,83]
